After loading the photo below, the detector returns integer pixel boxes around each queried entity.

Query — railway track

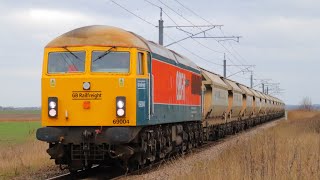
[45,165,126,180]
[46,117,283,180]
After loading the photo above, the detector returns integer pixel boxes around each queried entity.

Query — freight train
[36,25,285,172]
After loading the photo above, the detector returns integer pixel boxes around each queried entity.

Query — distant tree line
[300,97,313,111]
[0,106,16,111]
[0,106,40,111]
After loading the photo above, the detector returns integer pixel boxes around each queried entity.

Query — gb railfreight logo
[72,91,102,100]
[176,71,186,101]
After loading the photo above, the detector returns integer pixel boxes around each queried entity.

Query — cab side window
[137,52,144,75]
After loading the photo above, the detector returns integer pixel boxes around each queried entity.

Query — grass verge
[178,110,320,180]
[0,121,54,179]
[0,140,52,179]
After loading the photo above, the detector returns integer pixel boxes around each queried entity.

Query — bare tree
[300,97,313,111]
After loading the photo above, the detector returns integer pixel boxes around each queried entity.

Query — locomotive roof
[46,25,149,50]
[46,25,199,71]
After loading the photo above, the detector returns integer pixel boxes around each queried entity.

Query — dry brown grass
[177,110,320,180]
[0,139,53,179]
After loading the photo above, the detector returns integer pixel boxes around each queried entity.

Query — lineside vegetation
[178,110,320,180]
[0,139,51,179]
[0,121,54,179]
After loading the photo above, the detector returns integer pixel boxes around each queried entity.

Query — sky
[0,0,318,107]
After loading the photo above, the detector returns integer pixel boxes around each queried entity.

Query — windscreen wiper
[92,46,116,62]
[62,46,81,61]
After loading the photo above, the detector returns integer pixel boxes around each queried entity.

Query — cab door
[136,51,149,124]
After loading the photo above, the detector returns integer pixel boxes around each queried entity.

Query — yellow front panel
[41,46,141,126]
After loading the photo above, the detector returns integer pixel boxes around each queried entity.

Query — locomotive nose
[42,73,137,126]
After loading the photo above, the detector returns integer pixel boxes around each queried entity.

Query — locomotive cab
[41,46,150,127]
[36,26,154,171]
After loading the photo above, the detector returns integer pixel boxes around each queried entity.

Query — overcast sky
[0,0,318,107]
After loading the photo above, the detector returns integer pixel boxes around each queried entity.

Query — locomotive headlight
[49,101,56,109]
[117,100,124,108]
[117,109,125,117]
[49,109,57,117]
[116,96,126,117]
[48,97,58,118]
[83,82,90,90]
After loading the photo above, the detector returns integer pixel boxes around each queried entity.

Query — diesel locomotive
[36,25,285,172]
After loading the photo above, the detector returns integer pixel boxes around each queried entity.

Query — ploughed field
[0,110,40,122]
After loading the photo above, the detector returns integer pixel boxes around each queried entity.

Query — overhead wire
[160,11,223,66]
[110,0,157,27]
[217,26,268,83]
[218,30,270,83]
[156,0,226,55]
[171,0,256,67]
[110,0,225,71]
[110,0,272,91]
[172,0,272,86]
[155,0,254,81]
[111,0,222,68]
[158,0,248,75]
[143,0,223,67]
[168,0,244,64]
[217,20,269,83]
[164,29,223,68]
